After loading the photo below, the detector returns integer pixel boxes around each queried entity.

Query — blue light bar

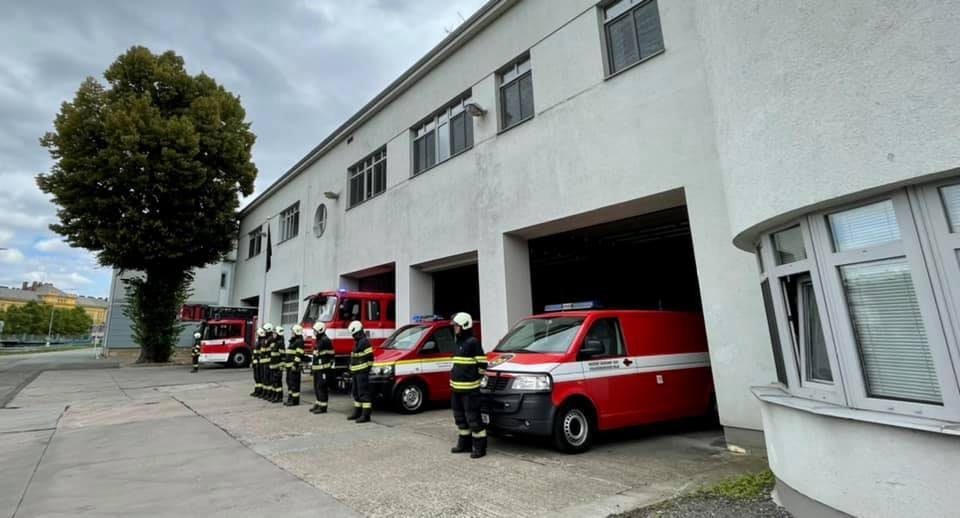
[544,301,600,312]
[338,288,347,293]
[412,314,444,323]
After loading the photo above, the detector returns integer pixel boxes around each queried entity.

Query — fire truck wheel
[553,402,594,454]
[228,349,250,368]
[394,381,427,414]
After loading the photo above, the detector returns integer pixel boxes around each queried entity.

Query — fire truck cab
[369,316,482,414]
[191,306,258,368]
[300,290,396,375]
[481,303,714,453]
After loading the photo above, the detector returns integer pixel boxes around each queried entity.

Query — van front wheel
[553,403,593,454]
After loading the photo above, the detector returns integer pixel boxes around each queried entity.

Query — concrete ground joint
[11,404,67,518]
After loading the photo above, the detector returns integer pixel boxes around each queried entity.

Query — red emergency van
[368,316,482,413]
[299,290,396,375]
[481,303,714,453]
[199,318,256,367]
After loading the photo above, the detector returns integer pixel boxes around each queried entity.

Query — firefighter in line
[260,323,275,400]
[310,322,334,414]
[285,325,305,406]
[190,331,201,373]
[251,327,265,398]
[347,320,373,423]
[270,326,285,403]
[449,312,488,459]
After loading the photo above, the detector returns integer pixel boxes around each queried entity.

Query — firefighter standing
[449,312,488,459]
[191,331,201,373]
[284,325,304,406]
[251,327,265,397]
[260,323,275,400]
[310,323,334,414]
[347,320,373,423]
[270,326,285,403]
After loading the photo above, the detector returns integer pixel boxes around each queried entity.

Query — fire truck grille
[487,376,510,391]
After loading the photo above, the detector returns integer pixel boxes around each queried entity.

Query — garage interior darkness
[432,263,481,320]
[345,266,395,293]
[528,206,703,314]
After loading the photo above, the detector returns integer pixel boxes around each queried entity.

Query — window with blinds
[603,0,665,75]
[280,290,299,325]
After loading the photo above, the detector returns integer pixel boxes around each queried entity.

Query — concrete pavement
[0,347,118,408]
[1,364,768,517]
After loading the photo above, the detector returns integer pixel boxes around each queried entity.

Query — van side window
[584,318,625,357]
[366,300,381,321]
[339,299,361,321]
[432,327,457,354]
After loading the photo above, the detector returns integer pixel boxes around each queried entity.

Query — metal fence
[0,334,94,347]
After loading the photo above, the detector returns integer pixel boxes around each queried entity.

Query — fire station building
[221,1,960,516]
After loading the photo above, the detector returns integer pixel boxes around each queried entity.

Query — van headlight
[511,374,551,391]
[480,376,489,389]
[373,364,394,377]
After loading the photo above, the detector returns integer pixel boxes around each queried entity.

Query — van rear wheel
[553,403,593,454]
[228,349,249,368]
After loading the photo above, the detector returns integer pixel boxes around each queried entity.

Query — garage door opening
[528,206,702,313]
[341,263,396,293]
[433,263,481,319]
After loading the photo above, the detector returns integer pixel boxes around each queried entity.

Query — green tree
[54,307,94,336]
[37,46,257,362]
[3,302,50,335]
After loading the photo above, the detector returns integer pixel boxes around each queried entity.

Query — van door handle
[622,358,633,367]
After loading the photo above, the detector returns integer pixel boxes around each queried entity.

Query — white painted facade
[225,1,960,516]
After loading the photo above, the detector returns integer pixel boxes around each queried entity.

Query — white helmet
[263,322,274,333]
[348,320,363,335]
[314,322,326,334]
[292,324,303,336]
[193,332,202,339]
[276,326,284,335]
[452,312,473,330]
[256,327,265,337]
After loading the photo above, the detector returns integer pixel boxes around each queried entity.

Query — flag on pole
[265,224,272,273]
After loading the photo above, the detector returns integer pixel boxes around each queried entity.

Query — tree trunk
[125,267,191,363]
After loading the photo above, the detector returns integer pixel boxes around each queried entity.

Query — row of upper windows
[244,0,665,249]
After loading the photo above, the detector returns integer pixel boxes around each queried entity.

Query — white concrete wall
[231,0,775,434]
[761,402,960,518]
[696,0,960,247]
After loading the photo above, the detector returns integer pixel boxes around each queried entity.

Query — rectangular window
[219,273,227,289]
[366,300,381,321]
[412,94,474,176]
[781,273,832,383]
[772,226,807,265]
[279,202,299,242]
[247,226,262,258]
[348,148,387,207]
[603,0,665,75]
[499,57,534,131]
[280,290,300,325]
[761,280,789,386]
[583,318,626,357]
[840,258,942,404]
[828,200,900,251]
[940,184,960,232]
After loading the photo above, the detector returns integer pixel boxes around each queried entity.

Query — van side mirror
[421,341,437,354]
[579,339,605,359]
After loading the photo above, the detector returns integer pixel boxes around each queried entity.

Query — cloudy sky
[0,0,487,299]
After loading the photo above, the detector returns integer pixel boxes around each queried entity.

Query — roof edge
[240,0,515,218]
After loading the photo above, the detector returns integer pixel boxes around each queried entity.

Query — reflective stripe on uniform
[452,356,477,365]
[349,362,372,372]
[474,356,488,362]
[472,430,487,438]
[458,429,470,436]
[361,402,372,409]
[354,401,362,408]
[290,392,300,397]
[450,380,481,390]
[314,401,328,407]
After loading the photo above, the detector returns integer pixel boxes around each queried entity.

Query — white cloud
[23,270,93,287]
[0,248,25,264]
[34,237,77,254]
[0,229,12,245]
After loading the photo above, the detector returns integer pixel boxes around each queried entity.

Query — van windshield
[495,317,585,353]
[381,325,430,351]
[302,296,337,324]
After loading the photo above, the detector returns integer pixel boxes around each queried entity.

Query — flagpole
[260,216,272,324]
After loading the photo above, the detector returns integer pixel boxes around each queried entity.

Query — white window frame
[280,290,299,326]
[348,147,387,208]
[279,202,300,242]
[498,56,534,131]
[247,226,262,258]
[412,93,474,176]
[600,0,666,76]
[757,183,960,422]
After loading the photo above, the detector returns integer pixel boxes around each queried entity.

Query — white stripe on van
[488,352,710,383]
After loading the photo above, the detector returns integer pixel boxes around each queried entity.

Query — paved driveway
[0,365,767,517]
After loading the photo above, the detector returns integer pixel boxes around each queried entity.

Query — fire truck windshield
[381,325,430,350]
[203,323,243,340]
[302,295,337,324]
[495,317,585,353]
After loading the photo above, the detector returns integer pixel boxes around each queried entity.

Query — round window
[313,203,327,238]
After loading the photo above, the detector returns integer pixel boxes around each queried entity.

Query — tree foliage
[37,46,257,361]
[0,302,94,336]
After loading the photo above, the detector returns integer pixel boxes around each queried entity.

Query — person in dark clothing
[449,312,488,459]
[270,326,285,403]
[347,320,373,423]
[310,322,334,414]
[191,331,201,373]
[251,327,265,397]
[284,325,304,406]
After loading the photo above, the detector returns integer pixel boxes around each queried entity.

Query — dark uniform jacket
[269,334,283,366]
[349,334,373,373]
[312,334,334,371]
[286,335,304,369]
[450,331,487,392]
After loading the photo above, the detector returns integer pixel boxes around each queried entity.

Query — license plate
[481,412,490,425]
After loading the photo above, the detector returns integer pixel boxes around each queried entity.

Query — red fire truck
[181,305,258,368]
[299,290,396,379]
[481,302,714,453]
[369,316,483,413]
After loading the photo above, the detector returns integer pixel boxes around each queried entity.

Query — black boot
[451,434,472,454]
[191,367,198,373]
[272,390,282,403]
[250,386,258,397]
[347,405,361,420]
[356,407,371,423]
[470,436,487,459]
[285,395,299,407]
